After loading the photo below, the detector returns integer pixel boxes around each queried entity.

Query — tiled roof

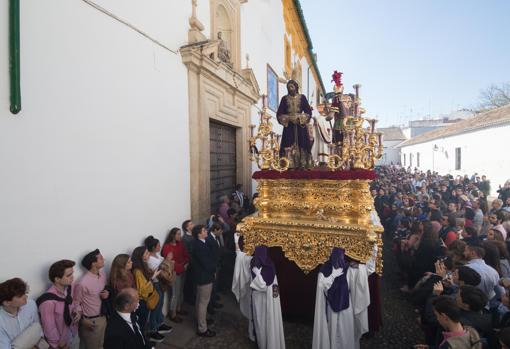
[398,104,510,147]
[377,127,407,141]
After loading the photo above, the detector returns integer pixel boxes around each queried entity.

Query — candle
[377,132,383,145]
[353,84,360,99]
[369,119,376,133]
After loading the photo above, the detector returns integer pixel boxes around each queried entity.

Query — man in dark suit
[191,225,217,337]
[104,288,151,349]
[206,223,224,313]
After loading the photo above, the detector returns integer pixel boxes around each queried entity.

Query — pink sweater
[38,285,80,347]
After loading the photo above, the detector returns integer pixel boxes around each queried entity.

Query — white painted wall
[241,0,285,192]
[377,140,402,166]
[241,0,285,112]
[400,124,510,196]
[0,0,191,295]
[402,127,411,140]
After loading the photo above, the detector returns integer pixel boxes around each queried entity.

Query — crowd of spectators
[0,185,251,349]
[373,165,510,349]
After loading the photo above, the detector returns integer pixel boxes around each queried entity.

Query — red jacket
[162,241,189,275]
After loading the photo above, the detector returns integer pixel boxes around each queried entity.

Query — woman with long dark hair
[131,246,163,343]
[482,240,502,277]
[144,236,172,338]
[162,227,190,322]
[407,221,444,289]
[489,240,510,278]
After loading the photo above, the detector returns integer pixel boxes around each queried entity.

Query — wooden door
[210,121,237,214]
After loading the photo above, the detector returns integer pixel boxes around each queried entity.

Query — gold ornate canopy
[237,175,383,274]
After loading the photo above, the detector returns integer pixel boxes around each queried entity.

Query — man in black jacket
[457,285,495,347]
[104,288,151,349]
[191,225,217,337]
[206,223,223,314]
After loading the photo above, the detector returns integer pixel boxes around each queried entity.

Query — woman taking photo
[131,245,166,343]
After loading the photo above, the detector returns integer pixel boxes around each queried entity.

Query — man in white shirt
[0,278,44,349]
[104,288,152,349]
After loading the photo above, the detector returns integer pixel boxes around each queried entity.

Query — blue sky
[300,0,510,127]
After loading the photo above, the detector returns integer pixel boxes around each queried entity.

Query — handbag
[158,260,176,285]
[146,287,160,310]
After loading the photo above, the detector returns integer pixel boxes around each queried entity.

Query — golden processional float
[238,71,384,282]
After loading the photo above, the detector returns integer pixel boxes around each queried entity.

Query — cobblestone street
[158,235,425,349]
[359,236,425,349]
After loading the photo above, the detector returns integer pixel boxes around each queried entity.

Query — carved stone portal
[180,40,260,222]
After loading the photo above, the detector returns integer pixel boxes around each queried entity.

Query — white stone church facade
[0,0,325,294]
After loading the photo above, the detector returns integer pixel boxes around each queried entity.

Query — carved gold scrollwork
[238,178,383,274]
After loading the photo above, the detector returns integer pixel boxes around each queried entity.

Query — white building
[0,0,325,294]
[401,110,473,139]
[399,104,510,195]
[376,127,407,166]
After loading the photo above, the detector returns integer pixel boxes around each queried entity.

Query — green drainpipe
[9,0,21,114]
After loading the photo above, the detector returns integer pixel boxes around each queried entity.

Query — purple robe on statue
[276,94,313,158]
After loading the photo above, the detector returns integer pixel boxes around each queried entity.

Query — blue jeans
[149,282,164,332]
